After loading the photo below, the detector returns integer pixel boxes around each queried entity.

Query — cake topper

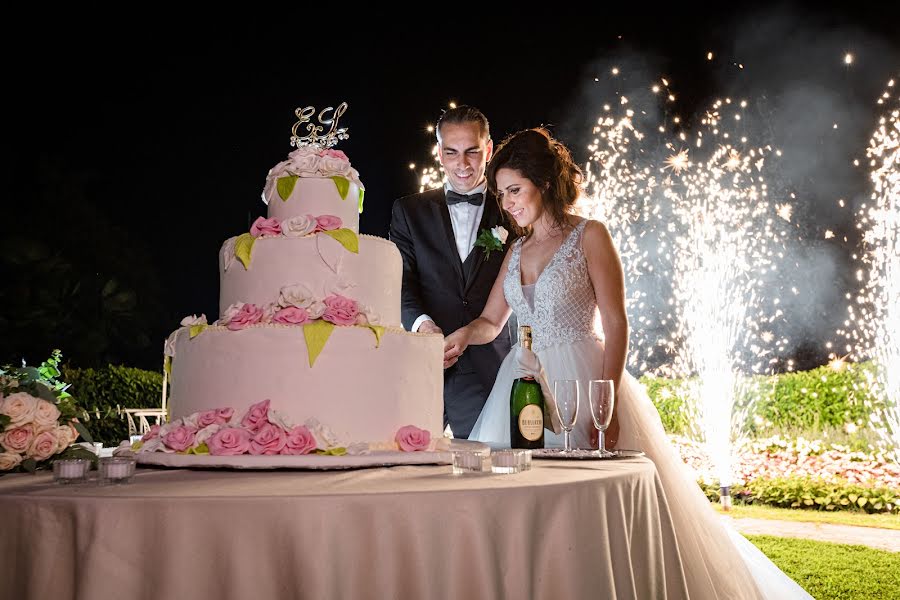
[290,102,349,150]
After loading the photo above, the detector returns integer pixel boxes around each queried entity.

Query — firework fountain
[577,78,794,501]
[842,79,900,461]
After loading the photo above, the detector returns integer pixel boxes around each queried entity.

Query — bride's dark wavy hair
[486,128,583,238]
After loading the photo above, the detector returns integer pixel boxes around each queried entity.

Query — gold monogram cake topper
[290,102,349,150]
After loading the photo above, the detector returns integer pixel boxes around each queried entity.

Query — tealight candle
[53,459,90,484]
[99,457,136,484]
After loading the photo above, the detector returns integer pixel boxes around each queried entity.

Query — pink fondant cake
[151,130,444,457]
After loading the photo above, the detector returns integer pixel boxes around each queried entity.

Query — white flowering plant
[0,350,94,473]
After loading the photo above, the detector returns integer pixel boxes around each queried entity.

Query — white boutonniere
[474,225,508,261]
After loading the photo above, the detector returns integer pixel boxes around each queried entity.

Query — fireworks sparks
[840,80,900,460]
[665,149,690,173]
[776,204,793,222]
[575,75,794,486]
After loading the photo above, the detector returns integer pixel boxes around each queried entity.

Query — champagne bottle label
[518,405,543,441]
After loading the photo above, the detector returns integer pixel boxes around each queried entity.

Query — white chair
[124,358,169,438]
[124,408,168,437]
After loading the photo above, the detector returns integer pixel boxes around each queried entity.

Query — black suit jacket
[390,187,512,391]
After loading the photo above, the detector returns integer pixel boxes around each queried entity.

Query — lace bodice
[504,220,601,352]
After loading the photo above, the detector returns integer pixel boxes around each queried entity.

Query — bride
[443,128,812,599]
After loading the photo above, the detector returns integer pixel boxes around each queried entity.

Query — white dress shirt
[412,181,486,332]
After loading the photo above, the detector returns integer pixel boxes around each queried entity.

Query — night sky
[4,6,899,370]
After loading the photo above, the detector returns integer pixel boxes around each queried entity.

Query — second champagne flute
[588,379,616,457]
[553,379,580,453]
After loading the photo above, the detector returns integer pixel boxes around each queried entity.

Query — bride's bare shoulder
[580,218,612,240]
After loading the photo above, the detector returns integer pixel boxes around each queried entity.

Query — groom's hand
[443,330,469,369]
[443,343,461,369]
[418,320,443,335]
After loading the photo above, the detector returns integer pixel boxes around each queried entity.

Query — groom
[390,105,511,439]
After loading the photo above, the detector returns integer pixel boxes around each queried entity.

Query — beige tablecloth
[0,457,688,600]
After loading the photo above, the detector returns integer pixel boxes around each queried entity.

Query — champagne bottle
[510,325,545,449]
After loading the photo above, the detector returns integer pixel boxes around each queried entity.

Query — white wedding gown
[469,220,812,599]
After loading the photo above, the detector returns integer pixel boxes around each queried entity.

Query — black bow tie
[446,190,484,206]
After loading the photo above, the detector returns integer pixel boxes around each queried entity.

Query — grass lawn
[748,535,900,599]
[712,502,900,530]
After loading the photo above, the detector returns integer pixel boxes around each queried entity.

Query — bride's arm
[584,220,628,447]
[443,248,513,368]
[583,220,629,386]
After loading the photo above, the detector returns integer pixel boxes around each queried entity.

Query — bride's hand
[442,329,470,369]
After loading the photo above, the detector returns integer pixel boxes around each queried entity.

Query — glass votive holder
[53,458,91,484]
[519,449,533,471]
[99,456,136,484]
[452,450,488,474]
[491,449,528,474]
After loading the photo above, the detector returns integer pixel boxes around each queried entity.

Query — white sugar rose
[346,442,372,456]
[157,418,184,439]
[267,409,294,432]
[180,314,207,327]
[32,399,61,428]
[164,331,179,357]
[180,413,200,428]
[281,214,317,237]
[260,303,278,324]
[221,237,237,271]
[278,284,326,318]
[194,423,222,446]
[356,303,381,326]
[138,437,164,453]
[0,392,39,426]
[327,278,356,298]
[218,302,245,326]
[285,147,322,175]
[319,155,352,176]
[305,418,340,450]
[0,452,22,470]
[491,225,509,244]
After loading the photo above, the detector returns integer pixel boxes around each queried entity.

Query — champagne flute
[588,379,615,457]
[553,379,579,453]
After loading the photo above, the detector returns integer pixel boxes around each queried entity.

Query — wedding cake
[141,104,444,458]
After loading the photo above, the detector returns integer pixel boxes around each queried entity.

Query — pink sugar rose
[226,303,264,331]
[321,149,349,161]
[322,294,359,326]
[195,411,220,429]
[314,215,343,232]
[249,423,288,455]
[141,423,162,442]
[0,392,38,426]
[32,399,61,428]
[283,425,317,455]
[208,427,253,456]
[250,216,283,237]
[241,399,271,432]
[395,425,431,452]
[3,425,34,453]
[28,430,60,461]
[196,408,235,428]
[273,306,312,326]
[162,425,198,452]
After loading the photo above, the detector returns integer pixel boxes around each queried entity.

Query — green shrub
[757,363,881,431]
[62,364,163,446]
[699,476,900,514]
[639,376,696,435]
[641,362,885,438]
